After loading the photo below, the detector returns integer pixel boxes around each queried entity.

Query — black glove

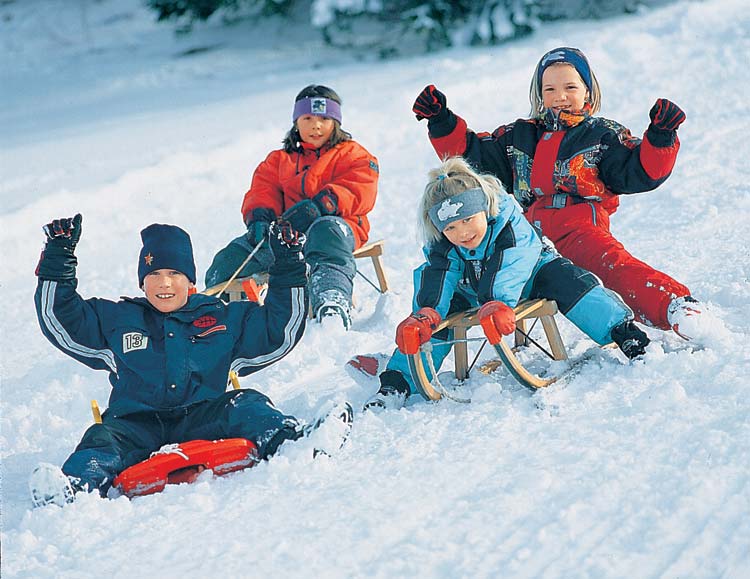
[245,220,270,245]
[268,220,305,264]
[281,199,322,233]
[36,213,83,281]
[268,220,307,287]
[413,85,448,121]
[649,98,686,132]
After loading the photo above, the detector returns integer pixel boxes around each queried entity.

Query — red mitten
[396,307,441,355]
[478,301,516,345]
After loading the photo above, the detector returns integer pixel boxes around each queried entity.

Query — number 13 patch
[123,332,149,353]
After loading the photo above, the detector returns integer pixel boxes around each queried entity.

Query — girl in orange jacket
[206,85,379,330]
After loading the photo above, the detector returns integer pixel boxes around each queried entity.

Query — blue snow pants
[62,389,301,494]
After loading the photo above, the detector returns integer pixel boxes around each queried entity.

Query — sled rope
[150,443,189,460]
[422,342,471,404]
[215,237,266,298]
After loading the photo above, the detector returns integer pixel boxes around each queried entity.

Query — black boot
[611,321,650,359]
[363,370,411,411]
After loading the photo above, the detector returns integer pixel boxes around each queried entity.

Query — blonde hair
[420,157,502,245]
[528,61,602,118]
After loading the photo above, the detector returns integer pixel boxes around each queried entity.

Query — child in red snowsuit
[412,47,715,342]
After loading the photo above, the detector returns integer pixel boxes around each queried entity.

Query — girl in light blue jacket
[365,157,649,410]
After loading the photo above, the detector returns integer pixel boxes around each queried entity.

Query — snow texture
[2,0,749,577]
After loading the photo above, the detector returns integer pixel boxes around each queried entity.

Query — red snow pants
[527,201,690,329]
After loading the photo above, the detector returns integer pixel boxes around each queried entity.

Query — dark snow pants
[204,216,356,313]
[62,389,301,494]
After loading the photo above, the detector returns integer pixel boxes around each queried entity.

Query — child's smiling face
[296,114,335,149]
[542,63,588,113]
[442,211,488,250]
[142,269,193,313]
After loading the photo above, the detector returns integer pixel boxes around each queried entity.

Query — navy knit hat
[536,47,592,93]
[138,224,196,286]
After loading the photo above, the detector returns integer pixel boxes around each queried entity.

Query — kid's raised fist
[396,307,441,355]
[413,85,447,121]
[269,220,305,256]
[649,98,686,131]
[478,301,515,345]
[43,214,83,248]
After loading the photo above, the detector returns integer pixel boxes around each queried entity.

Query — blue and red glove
[478,301,516,345]
[281,189,338,233]
[268,220,305,264]
[267,220,307,287]
[649,98,686,132]
[412,85,448,122]
[395,307,441,355]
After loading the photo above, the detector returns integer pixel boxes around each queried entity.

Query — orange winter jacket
[241,140,379,249]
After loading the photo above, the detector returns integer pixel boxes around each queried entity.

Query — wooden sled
[203,239,389,303]
[406,299,568,400]
[92,373,256,499]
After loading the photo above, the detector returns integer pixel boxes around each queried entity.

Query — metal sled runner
[406,299,568,400]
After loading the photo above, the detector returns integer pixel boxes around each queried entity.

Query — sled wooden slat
[203,240,389,302]
[406,298,567,399]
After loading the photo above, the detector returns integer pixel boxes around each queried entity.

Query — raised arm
[34,214,117,373]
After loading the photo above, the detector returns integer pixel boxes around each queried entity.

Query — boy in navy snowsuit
[31,214,350,507]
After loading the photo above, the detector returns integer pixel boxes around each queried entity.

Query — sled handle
[91,400,102,424]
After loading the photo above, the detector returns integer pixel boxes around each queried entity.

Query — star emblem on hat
[144,253,154,266]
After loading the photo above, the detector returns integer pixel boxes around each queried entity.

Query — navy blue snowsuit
[35,265,307,493]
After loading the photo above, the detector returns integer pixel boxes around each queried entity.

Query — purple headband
[292,97,342,124]
[536,47,592,93]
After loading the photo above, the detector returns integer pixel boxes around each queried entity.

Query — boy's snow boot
[611,320,650,359]
[667,296,727,344]
[363,370,410,412]
[29,463,77,508]
[304,401,354,458]
[315,290,352,331]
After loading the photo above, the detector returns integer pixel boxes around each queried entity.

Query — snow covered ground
[2,0,749,576]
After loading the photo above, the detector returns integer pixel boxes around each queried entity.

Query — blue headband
[293,97,342,124]
[429,188,489,231]
[537,47,592,93]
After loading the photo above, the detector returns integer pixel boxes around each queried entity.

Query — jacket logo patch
[123,332,149,353]
[195,325,227,338]
[193,315,218,328]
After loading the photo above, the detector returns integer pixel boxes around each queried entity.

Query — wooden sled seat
[203,239,389,303]
[406,298,567,400]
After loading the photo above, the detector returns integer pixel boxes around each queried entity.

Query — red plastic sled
[113,438,259,498]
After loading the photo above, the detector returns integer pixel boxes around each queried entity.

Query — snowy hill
[2,0,749,577]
